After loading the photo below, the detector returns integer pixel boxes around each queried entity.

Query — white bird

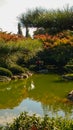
[31,81,35,90]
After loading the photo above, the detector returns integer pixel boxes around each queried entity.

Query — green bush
[40,44,73,67]
[0,67,13,77]
[0,57,7,68]
[5,112,73,130]
[9,64,25,75]
[0,38,43,72]
[29,64,38,71]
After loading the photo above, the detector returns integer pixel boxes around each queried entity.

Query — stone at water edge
[62,74,73,80]
[67,90,73,101]
[0,76,11,82]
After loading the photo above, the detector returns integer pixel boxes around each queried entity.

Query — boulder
[67,90,73,101]
[62,74,73,80]
[22,73,28,78]
[11,73,29,80]
[0,76,11,82]
[26,71,33,76]
[11,75,18,80]
[11,71,33,80]
[17,75,23,79]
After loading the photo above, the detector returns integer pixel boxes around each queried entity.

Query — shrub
[9,64,25,75]
[0,67,13,77]
[6,112,73,130]
[0,31,25,42]
[0,57,8,68]
[42,44,73,67]
[29,64,38,71]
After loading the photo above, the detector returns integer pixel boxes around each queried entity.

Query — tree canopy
[18,6,73,36]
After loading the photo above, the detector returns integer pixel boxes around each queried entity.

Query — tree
[17,8,46,37]
[17,6,73,36]
[17,23,23,35]
[18,14,29,37]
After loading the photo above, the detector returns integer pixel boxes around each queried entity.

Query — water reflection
[0,80,28,109]
[0,98,72,125]
[0,98,43,125]
[41,103,73,118]
[0,74,73,125]
[28,80,35,91]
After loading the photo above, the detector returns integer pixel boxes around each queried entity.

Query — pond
[0,73,73,125]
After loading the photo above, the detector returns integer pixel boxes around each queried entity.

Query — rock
[22,73,28,78]
[11,72,33,80]
[0,76,11,82]
[67,90,73,101]
[11,74,29,80]
[17,75,23,79]
[62,74,73,80]
[11,75,18,80]
[26,71,33,76]
[0,71,32,82]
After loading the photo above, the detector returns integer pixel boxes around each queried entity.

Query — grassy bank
[0,36,43,78]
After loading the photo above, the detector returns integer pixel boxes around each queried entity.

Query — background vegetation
[18,6,73,36]
[0,30,73,75]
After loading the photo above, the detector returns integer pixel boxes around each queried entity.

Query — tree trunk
[26,26,29,37]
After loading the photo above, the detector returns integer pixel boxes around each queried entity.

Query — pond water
[0,73,73,125]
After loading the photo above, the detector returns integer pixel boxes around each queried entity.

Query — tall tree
[18,12,31,37]
[17,6,73,35]
[17,23,23,35]
[18,8,46,37]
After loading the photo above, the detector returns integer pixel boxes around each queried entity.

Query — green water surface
[0,74,73,125]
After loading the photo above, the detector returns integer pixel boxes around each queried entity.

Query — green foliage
[6,112,73,130]
[0,32,73,73]
[18,6,73,35]
[49,44,73,67]
[18,8,45,37]
[68,59,73,65]
[0,67,12,77]
[37,44,73,68]
[0,41,10,54]
[0,38,42,71]
[6,39,42,54]
[34,28,48,35]
[9,64,25,75]
[18,8,46,27]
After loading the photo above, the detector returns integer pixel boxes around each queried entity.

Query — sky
[0,0,73,36]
